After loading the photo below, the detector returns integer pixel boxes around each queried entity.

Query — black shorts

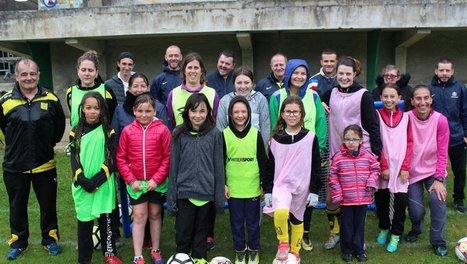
[128,191,166,206]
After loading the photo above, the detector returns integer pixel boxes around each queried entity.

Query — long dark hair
[173,93,215,140]
[73,92,113,164]
[272,95,305,137]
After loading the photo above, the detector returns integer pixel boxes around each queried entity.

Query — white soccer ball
[167,253,195,264]
[272,253,299,264]
[118,203,133,224]
[209,256,232,264]
[92,225,101,250]
[455,237,467,262]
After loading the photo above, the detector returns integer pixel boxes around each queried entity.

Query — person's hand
[147,179,157,191]
[365,186,376,193]
[307,193,319,207]
[429,180,447,201]
[224,186,230,199]
[381,169,390,180]
[76,174,97,193]
[131,181,141,192]
[399,170,409,184]
[322,102,330,114]
[264,193,272,207]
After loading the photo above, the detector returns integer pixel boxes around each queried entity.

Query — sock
[134,256,143,261]
[303,230,309,239]
[274,209,289,243]
[290,222,303,254]
[326,207,340,235]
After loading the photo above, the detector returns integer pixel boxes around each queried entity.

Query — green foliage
[0,152,464,263]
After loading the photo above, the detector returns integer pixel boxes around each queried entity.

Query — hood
[339,143,364,158]
[430,74,457,87]
[162,61,181,74]
[376,73,411,88]
[228,95,251,134]
[284,59,311,98]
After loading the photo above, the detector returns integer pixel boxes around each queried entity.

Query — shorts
[129,190,166,206]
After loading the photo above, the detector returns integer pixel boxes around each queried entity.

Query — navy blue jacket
[150,62,182,106]
[105,75,126,105]
[255,72,283,101]
[206,70,234,99]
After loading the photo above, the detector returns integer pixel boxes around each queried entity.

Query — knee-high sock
[326,207,340,235]
[290,222,303,254]
[274,209,289,243]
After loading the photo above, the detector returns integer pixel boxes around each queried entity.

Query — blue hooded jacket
[283,59,311,98]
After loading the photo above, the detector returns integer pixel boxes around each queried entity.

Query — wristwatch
[434,177,445,183]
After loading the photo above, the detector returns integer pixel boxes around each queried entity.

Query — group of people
[0,45,465,264]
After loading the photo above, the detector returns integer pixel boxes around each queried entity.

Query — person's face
[189,102,208,130]
[231,102,249,130]
[184,60,202,85]
[165,47,182,70]
[383,69,400,84]
[320,53,337,75]
[380,87,401,112]
[290,66,307,88]
[336,65,356,88]
[411,88,432,118]
[435,63,454,83]
[77,60,98,87]
[216,54,235,77]
[271,55,287,81]
[117,58,134,77]
[281,103,302,129]
[129,77,149,96]
[234,74,253,98]
[343,130,362,151]
[134,102,155,127]
[82,97,101,125]
[16,60,39,93]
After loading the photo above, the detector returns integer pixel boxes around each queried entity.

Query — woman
[216,67,270,148]
[372,65,412,111]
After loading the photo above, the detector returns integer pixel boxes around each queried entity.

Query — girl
[223,96,267,264]
[117,93,171,264]
[70,92,122,264]
[375,83,413,253]
[329,124,380,263]
[321,56,382,250]
[216,67,270,149]
[167,93,225,264]
[263,96,322,263]
[372,65,412,110]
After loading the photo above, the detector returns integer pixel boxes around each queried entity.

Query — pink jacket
[329,145,380,206]
[117,118,171,185]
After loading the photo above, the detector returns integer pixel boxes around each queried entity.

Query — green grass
[0,152,465,263]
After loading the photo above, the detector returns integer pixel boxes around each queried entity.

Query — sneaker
[376,229,388,245]
[207,237,215,250]
[341,253,352,262]
[301,236,313,251]
[151,249,164,264]
[405,230,419,243]
[235,250,247,264]
[193,258,209,264]
[455,199,466,213]
[355,252,368,262]
[433,245,447,256]
[105,256,123,264]
[7,247,26,260]
[324,234,340,249]
[247,249,259,264]
[44,242,62,256]
[291,252,300,263]
[275,242,289,261]
[133,257,146,264]
[386,235,400,253]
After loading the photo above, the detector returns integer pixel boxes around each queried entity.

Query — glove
[264,193,272,207]
[75,174,97,193]
[307,193,319,207]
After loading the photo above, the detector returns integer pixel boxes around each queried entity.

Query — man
[150,45,183,105]
[308,49,338,97]
[105,51,136,104]
[255,53,287,101]
[429,58,467,213]
[206,50,235,99]
[0,58,65,260]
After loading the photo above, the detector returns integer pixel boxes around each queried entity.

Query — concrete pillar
[236,32,253,71]
[366,30,381,90]
[395,29,431,73]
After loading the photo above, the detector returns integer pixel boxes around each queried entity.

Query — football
[209,256,232,264]
[167,253,195,264]
[272,253,299,264]
[92,225,101,250]
[455,237,467,262]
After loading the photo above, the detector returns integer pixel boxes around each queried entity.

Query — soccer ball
[118,204,133,224]
[167,253,195,264]
[209,256,232,264]
[272,253,299,264]
[455,237,467,262]
[92,225,101,250]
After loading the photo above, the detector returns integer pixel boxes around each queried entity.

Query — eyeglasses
[383,74,399,79]
[343,138,361,143]
[283,110,301,116]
